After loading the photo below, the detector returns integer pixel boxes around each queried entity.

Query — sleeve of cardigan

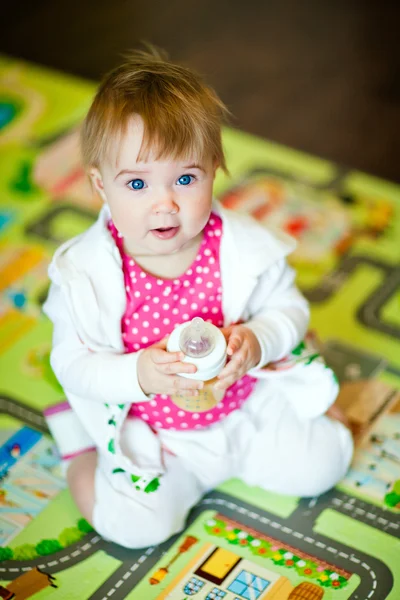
[43,282,150,404]
[244,259,310,369]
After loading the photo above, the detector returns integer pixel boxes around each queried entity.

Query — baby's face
[90,117,216,258]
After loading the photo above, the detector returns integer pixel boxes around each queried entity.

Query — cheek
[106,193,145,235]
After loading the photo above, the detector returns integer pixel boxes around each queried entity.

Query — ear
[212,159,219,178]
[89,167,107,202]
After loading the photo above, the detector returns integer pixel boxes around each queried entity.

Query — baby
[43,47,353,548]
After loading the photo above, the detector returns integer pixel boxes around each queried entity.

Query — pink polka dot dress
[108,213,257,430]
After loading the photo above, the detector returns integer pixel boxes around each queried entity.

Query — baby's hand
[216,325,261,391]
[137,338,203,397]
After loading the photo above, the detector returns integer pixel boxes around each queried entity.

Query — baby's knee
[297,419,353,497]
[93,495,185,548]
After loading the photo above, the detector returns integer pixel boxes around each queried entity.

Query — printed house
[158,543,324,599]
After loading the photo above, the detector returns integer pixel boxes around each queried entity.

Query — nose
[152,190,178,215]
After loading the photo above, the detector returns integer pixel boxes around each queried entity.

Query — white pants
[92,379,353,548]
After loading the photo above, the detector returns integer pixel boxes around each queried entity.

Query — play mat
[0,55,399,600]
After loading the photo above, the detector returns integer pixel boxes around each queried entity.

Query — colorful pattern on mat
[0,55,399,600]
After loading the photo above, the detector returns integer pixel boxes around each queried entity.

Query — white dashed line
[199,497,378,598]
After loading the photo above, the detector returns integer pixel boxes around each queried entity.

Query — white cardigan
[43,200,310,475]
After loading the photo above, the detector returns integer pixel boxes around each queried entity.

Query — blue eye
[177,174,194,186]
[128,179,145,190]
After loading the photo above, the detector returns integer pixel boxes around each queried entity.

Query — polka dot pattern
[108,213,257,430]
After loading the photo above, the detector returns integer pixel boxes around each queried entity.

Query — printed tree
[384,479,400,509]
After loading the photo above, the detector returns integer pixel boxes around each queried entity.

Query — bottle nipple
[179,317,215,358]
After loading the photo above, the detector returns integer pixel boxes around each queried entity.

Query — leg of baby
[239,397,354,498]
[88,450,204,548]
[66,451,97,524]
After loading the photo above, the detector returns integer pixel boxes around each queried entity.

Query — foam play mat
[0,55,400,600]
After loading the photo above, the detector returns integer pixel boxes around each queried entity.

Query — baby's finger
[151,347,184,364]
[159,360,197,376]
[171,376,204,393]
[220,351,246,378]
[215,374,237,391]
[219,326,233,342]
[227,332,243,356]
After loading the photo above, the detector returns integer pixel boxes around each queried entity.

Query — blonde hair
[81,46,230,172]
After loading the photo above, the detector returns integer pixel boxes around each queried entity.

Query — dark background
[2,0,400,181]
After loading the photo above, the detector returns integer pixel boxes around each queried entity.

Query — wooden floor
[2,0,400,182]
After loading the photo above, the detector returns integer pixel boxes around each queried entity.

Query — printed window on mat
[205,588,226,599]
[227,570,270,599]
[183,576,205,595]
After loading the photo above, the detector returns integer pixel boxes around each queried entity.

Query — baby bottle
[167,317,227,412]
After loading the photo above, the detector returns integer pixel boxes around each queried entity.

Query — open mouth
[151,226,180,240]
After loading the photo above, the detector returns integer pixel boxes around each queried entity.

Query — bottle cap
[167,317,227,381]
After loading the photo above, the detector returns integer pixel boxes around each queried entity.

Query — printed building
[158,543,324,600]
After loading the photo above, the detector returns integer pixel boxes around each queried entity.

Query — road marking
[198,497,378,599]
[293,532,303,539]
[107,589,115,597]
[123,572,131,580]
[71,550,81,557]
[131,563,139,571]
[48,560,58,566]
[115,580,123,588]
[366,513,377,520]
[60,556,70,562]
[91,535,101,543]
[81,543,91,551]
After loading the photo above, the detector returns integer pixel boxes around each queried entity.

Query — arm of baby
[244,259,310,369]
[43,283,149,404]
